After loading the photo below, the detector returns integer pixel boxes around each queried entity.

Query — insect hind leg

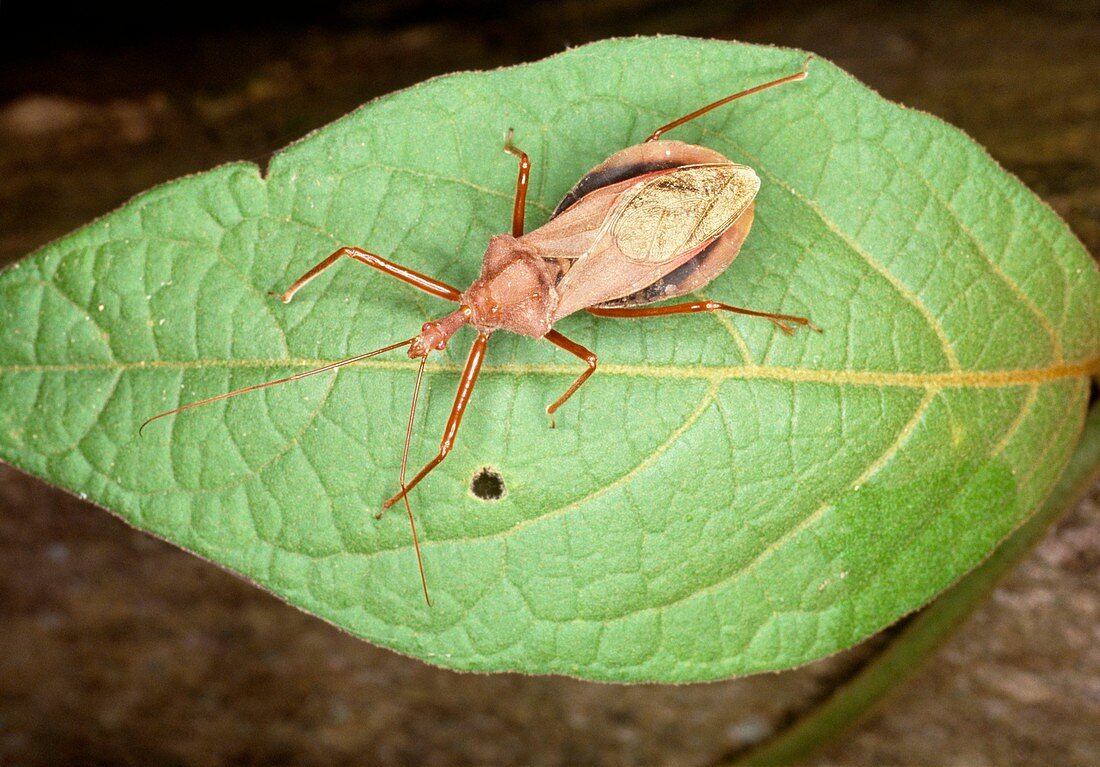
[588,300,820,335]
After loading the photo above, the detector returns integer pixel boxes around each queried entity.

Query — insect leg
[588,301,820,335]
[645,56,811,142]
[503,129,530,237]
[275,246,463,303]
[380,332,491,512]
[543,330,597,426]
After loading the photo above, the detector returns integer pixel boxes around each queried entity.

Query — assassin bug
[142,58,819,603]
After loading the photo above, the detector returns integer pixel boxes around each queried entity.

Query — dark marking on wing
[593,243,723,308]
[552,160,682,217]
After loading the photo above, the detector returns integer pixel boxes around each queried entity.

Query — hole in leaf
[471,467,505,501]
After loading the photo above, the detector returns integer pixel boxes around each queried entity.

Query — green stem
[727,399,1100,767]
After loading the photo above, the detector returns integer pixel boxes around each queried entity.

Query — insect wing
[612,164,759,265]
[547,164,758,319]
[520,174,640,262]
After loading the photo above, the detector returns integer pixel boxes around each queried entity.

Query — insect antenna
[138,337,416,435]
[399,354,431,605]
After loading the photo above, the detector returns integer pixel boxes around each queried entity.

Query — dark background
[2,1,1098,765]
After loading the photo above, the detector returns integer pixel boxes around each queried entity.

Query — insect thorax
[463,235,561,338]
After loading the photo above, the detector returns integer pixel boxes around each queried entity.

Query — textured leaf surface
[1,38,1097,682]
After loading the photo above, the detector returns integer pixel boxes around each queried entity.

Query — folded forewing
[613,164,759,265]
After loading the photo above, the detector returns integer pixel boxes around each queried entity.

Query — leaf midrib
[3,356,1096,388]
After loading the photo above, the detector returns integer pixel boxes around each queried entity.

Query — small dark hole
[471,467,505,501]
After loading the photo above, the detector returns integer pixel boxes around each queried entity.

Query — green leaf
[1,37,1097,682]
[729,400,1100,765]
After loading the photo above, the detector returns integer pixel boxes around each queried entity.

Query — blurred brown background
[1,1,1098,765]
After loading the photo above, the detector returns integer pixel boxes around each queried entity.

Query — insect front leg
[588,300,820,335]
[379,332,491,514]
[275,246,463,303]
[543,330,597,428]
[503,129,530,237]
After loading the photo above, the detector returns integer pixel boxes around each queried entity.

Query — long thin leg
[588,300,820,335]
[380,332,491,512]
[645,56,811,142]
[544,330,597,424]
[276,246,463,304]
[503,129,530,237]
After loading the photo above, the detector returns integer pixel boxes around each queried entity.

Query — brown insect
[143,58,819,603]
